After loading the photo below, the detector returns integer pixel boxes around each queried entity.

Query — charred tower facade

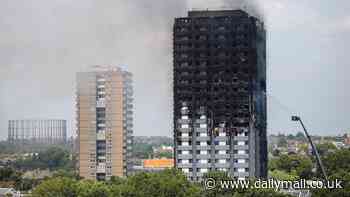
[173,10,267,181]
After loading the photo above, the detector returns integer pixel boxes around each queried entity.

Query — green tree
[39,147,69,170]
[321,148,350,177]
[277,137,287,148]
[315,143,337,157]
[269,170,299,181]
[269,154,313,179]
[203,171,292,197]
[13,146,71,171]
[286,134,295,140]
[295,132,305,140]
[156,152,173,159]
[203,171,234,197]
[14,178,38,191]
[121,168,201,197]
[0,167,22,182]
[31,177,78,197]
[0,141,17,154]
[271,148,281,157]
[133,143,153,159]
[29,169,296,197]
[312,148,350,197]
[52,169,80,180]
[77,180,110,197]
[0,167,23,189]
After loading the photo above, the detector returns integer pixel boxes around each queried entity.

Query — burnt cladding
[173,10,267,178]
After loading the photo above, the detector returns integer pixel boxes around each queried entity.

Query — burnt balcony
[174,39,191,44]
[176,90,193,96]
[199,27,208,32]
[176,54,190,60]
[175,46,192,52]
[174,19,192,26]
[176,82,190,88]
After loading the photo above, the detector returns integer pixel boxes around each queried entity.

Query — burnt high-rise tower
[173,10,267,181]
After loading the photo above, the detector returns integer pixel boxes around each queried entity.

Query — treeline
[269,147,350,196]
[0,141,72,155]
[12,146,76,171]
[133,143,173,159]
[30,147,350,197]
[0,167,40,191]
[31,169,290,197]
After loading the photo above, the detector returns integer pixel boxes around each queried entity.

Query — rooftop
[188,9,249,18]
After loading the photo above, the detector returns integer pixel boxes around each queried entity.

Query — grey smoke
[0,0,188,139]
[188,0,264,20]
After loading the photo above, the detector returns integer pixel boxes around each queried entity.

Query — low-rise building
[0,188,21,197]
[8,119,67,146]
[344,133,350,145]
[130,159,174,175]
[332,141,345,149]
[143,159,174,169]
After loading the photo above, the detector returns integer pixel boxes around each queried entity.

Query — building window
[219,132,226,137]
[181,124,189,129]
[238,150,247,154]
[200,132,207,137]
[200,159,207,164]
[182,133,189,137]
[218,159,226,164]
[218,150,226,155]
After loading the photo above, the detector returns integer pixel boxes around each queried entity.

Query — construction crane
[291,116,328,181]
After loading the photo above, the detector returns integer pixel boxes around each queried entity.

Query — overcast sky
[0,0,349,139]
